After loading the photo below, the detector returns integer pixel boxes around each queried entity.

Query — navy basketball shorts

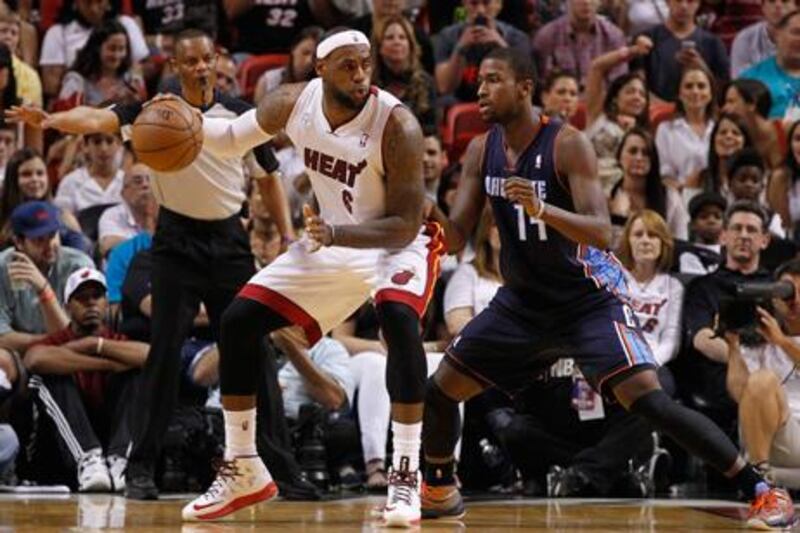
[444,293,656,397]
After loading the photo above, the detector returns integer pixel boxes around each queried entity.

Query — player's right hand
[5,105,51,129]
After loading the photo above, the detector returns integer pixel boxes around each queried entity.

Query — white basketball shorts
[239,222,445,344]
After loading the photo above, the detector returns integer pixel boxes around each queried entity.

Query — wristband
[96,337,104,356]
[327,224,336,246]
[38,287,56,303]
[533,199,547,219]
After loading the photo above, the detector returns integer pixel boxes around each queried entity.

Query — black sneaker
[124,460,158,500]
[277,473,322,501]
[548,466,596,497]
[614,465,654,498]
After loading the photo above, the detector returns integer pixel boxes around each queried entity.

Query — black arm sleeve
[110,102,143,127]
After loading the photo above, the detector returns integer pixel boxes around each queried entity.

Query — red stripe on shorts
[375,221,446,316]
[238,284,322,344]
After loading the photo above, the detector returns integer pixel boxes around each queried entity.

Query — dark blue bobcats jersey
[481,116,629,320]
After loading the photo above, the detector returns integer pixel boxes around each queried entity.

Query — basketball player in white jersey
[181,29,442,526]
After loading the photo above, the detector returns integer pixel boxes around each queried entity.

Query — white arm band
[202,109,274,159]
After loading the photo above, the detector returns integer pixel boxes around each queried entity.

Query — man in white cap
[24,267,149,493]
[182,28,438,525]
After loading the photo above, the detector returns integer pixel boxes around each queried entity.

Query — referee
[8,29,300,500]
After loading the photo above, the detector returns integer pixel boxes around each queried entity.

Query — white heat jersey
[284,78,402,226]
[624,272,685,366]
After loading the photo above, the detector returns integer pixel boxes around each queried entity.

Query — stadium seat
[237,54,290,102]
[649,102,677,132]
[442,102,488,162]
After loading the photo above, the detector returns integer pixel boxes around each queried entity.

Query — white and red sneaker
[746,486,796,530]
[182,456,278,522]
[382,468,421,528]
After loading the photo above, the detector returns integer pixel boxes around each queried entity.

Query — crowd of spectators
[3,0,800,501]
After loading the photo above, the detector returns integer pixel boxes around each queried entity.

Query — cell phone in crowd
[474,14,489,27]
[681,40,696,50]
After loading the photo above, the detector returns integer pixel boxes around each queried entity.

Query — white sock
[223,408,257,459]
[391,421,421,472]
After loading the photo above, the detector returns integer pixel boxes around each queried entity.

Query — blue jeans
[0,424,18,478]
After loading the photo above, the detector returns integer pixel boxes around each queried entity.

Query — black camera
[716,281,795,340]
[474,14,489,27]
[293,404,330,491]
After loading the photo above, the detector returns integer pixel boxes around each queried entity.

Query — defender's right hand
[5,105,51,129]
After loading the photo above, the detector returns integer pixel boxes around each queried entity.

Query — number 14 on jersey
[513,204,548,241]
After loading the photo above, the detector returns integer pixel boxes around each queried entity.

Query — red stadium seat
[237,54,290,102]
[442,103,488,162]
[649,102,677,132]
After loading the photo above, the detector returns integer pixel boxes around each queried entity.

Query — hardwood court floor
[0,494,764,531]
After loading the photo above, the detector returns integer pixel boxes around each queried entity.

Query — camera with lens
[716,280,795,343]
[292,403,330,491]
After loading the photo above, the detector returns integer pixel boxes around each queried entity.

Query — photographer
[273,328,358,491]
[683,201,772,440]
[725,258,800,479]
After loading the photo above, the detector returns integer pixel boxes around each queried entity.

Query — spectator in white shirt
[724,258,800,480]
[97,163,157,257]
[730,0,797,78]
[39,0,148,100]
[656,65,717,189]
[616,209,685,370]
[54,132,123,216]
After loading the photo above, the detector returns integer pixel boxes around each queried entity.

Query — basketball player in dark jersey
[422,48,794,529]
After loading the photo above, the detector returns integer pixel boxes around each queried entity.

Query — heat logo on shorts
[391,269,415,285]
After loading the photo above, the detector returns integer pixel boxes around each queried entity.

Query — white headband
[316,30,371,60]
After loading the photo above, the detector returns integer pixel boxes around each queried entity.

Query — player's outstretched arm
[545,126,612,249]
[202,82,306,159]
[6,105,120,135]
[329,106,425,249]
[428,134,487,254]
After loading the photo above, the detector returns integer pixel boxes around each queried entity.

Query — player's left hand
[757,306,786,345]
[504,176,542,217]
[303,204,334,247]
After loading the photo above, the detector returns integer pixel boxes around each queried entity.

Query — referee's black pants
[128,208,299,483]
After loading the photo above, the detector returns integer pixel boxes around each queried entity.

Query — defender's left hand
[504,177,542,217]
[303,204,333,247]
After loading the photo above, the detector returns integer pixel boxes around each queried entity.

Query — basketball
[130,98,203,172]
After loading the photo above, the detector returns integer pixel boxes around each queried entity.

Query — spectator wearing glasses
[97,162,157,257]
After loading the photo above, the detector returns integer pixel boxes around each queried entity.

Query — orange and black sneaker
[747,486,796,530]
[421,481,465,520]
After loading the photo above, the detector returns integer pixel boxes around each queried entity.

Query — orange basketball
[130,98,203,172]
